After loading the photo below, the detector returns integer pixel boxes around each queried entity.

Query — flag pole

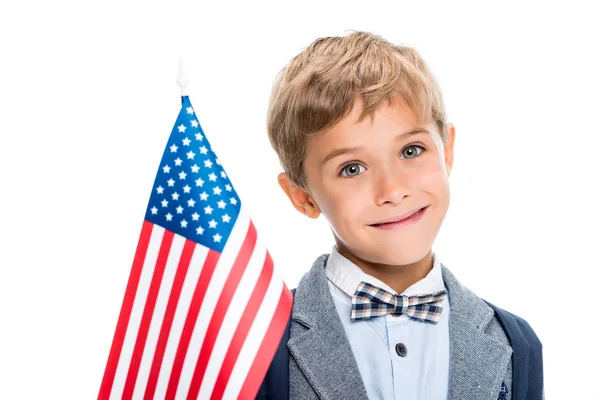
[177,56,190,97]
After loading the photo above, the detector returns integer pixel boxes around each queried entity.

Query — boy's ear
[444,123,456,176]
[277,172,321,219]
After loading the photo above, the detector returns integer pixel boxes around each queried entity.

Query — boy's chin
[369,252,430,267]
[346,243,433,267]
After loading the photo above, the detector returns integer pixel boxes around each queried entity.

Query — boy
[257,31,543,400]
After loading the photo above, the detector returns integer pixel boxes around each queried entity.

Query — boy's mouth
[369,206,429,229]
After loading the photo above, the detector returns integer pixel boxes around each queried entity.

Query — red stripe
[98,220,154,400]
[238,285,293,400]
[210,252,275,399]
[165,249,220,399]
[143,239,196,400]
[186,223,258,399]
[122,229,175,399]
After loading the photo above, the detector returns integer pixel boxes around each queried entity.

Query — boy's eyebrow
[321,128,430,165]
[321,146,362,166]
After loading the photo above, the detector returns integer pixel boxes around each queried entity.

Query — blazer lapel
[442,265,514,400]
[287,254,369,400]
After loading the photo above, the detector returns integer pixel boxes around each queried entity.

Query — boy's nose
[373,168,411,206]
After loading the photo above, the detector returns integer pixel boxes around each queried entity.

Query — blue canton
[145,96,241,252]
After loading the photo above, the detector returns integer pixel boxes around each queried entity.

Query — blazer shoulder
[484,301,545,399]
[486,301,543,348]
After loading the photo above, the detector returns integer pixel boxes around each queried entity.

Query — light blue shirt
[325,247,450,400]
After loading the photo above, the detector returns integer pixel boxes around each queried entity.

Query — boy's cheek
[415,164,450,192]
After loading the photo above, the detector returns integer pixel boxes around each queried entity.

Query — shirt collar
[325,245,445,298]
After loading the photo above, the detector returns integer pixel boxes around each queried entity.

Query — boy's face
[280,95,455,267]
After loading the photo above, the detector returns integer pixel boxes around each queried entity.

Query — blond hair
[267,30,448,188]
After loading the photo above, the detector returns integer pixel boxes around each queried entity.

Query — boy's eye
[340,163,366,177]
[401,145,425,159]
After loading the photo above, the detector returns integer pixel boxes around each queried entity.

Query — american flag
[99,96,293,399]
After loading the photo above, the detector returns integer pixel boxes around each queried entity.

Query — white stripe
[197,238,267,399]
[153,243,209,400]
[131,233,186,399]
[110,224,165,400]
[222,266,284,399]
[175,212,251,400]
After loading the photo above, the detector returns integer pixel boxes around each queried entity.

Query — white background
[1,1,599,398]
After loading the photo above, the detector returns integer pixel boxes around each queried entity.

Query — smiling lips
[370,206,428,229]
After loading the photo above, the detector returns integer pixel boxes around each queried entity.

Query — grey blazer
[286,254,543,400]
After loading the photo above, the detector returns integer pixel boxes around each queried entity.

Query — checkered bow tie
[351,281,447,323]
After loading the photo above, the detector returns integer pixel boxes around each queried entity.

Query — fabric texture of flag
[99,96,293,400]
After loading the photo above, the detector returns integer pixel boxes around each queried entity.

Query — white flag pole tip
[177,56,190,96]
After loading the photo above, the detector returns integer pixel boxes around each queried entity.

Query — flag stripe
[143,238,196,400]
[169,213,251,399]
[110,224,165,400]
[220,267,284,399]
[132,234,187,399]
[154,244,210,399]
[165,249,220,399]
[98,220,154,400]
[210,252,275,399]
[197,234,267,399]
[122,229,175,399]
[239,286,293,399]
[186,222,258,399]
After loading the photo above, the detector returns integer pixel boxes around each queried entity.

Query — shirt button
[395,343,408,357]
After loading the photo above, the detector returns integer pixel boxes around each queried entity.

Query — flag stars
[146,104,243,250]
[145,104,243,251]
